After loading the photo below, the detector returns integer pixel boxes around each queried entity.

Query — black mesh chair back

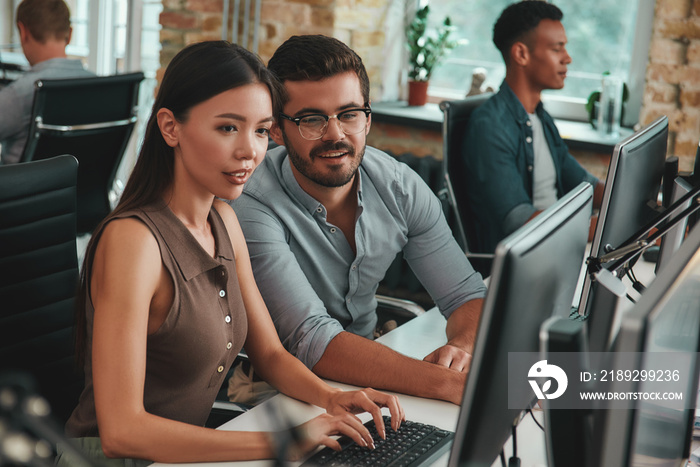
[0,155,82,424]
[440,94,494,276]
[20,72,144,234]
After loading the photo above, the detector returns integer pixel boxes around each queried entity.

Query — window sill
[371,101,634,154]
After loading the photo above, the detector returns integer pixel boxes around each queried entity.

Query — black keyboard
[301,415,454,467]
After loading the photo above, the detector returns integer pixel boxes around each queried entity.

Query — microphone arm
[587,183,700,277]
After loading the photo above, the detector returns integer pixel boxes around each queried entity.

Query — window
[425,0,653,126]
[1,0,162,187]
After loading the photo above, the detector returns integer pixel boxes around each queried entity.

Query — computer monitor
[579,116,668,351]
[594,221,700,467]
[448,182,593,467]
[656,176,693,274]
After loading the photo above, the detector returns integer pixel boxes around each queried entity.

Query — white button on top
[526,120,532,127]
[219,290,226,298]
[351,265,357,270]
[330,228,337,233]
[226,342,233,350]
[528,165,533,172]
[316,207,323,213]
[225,315,231,323]
[526,136,533,144]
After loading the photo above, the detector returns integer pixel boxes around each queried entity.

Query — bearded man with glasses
[227,35,486,406]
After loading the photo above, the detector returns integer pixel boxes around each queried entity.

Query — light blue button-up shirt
[231,145,486,369]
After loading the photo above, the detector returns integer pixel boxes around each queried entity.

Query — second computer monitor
[448,182,593,467]
[579,116,668,352]
[595,219,700,467]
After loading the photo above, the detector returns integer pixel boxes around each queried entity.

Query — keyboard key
[301,416,454,467]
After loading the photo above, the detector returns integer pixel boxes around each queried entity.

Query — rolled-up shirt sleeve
[398,167,487,319]
[233,198,344,369]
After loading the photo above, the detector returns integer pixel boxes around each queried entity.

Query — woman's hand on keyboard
[325,387,405,438]
[287,412,373,459]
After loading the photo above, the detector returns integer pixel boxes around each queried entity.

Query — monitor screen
[595,222,700,467]
[656,176,693,275]
[448,182,593,466]
[579,116,668,351]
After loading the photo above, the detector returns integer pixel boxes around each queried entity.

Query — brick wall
[158,1,698,171]
[642,0,700,172]
[159,0,389,101]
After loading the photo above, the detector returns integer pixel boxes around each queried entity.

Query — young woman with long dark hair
[60,41,403,466]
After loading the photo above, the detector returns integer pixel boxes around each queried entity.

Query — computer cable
[627,267,646,294]
[499,449,507,467]
[527,409,544,432]
[508,425,521,467]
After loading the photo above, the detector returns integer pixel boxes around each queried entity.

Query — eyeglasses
[279,108,371,140]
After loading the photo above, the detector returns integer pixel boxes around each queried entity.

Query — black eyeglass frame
[278,107,372,140]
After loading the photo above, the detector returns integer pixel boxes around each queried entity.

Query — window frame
[424,0,654,127]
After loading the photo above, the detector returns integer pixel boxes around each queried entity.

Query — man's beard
[281,130,365,188]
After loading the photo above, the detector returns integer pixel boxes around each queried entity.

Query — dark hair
[16,0,71,43]
[74,41,282,366]
[493,0,563,63]
[266,35,370,116]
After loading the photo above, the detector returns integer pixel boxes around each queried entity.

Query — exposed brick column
[642,0,700,170]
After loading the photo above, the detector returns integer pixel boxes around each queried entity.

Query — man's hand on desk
[423,344,472,373]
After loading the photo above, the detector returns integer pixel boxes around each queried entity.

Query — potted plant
[405,5,460,106]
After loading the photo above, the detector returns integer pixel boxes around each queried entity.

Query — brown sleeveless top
[65,201,247,437]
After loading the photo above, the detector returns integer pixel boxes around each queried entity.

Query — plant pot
[408,80,429,106]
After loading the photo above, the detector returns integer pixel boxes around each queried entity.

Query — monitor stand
[584,269,628,354]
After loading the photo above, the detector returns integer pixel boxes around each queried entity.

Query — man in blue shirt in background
[463,0,604,254]
[0,0,93,164]
[229,34,486,406]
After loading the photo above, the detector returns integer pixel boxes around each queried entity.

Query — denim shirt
[462,81,597,253]
[230,146,486,369]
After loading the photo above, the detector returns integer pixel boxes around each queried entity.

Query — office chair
[0,155,82,426]
[439,94,494,277]
[20,72,145,234]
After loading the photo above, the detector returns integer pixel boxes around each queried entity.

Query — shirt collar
[498,80,545,126]
[143,200,233,281]
[30,57,80,73]
[280,150,364,214]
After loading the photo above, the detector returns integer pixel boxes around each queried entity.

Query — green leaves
[406,5,461,82]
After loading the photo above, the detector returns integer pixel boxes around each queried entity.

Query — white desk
[151,308,548,467]
[150,250,660,467]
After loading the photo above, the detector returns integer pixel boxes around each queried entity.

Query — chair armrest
[466,252,495,260]
[376,294,426,318]
[212,401,251,413]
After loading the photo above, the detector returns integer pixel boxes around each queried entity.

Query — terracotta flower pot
[408,80,429,106]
